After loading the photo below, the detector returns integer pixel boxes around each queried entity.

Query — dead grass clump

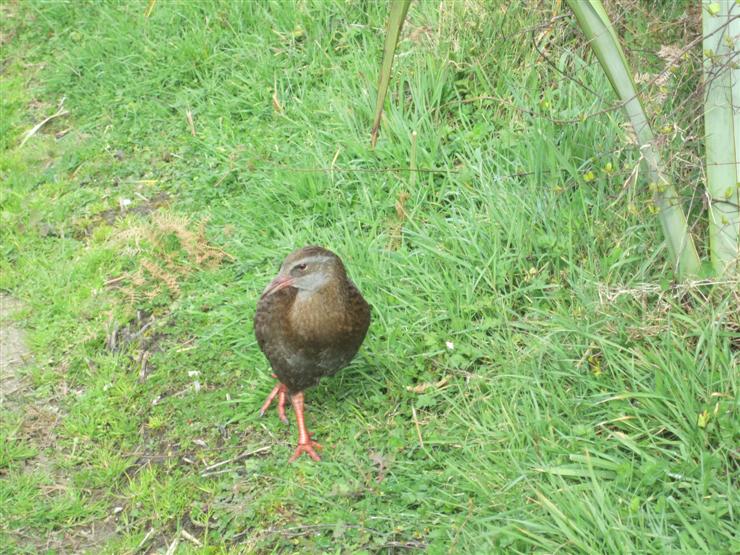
[112,212,232,305]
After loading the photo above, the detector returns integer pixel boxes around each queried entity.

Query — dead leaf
[369,451,391,483]
[657,44,682,65]
[406,376,450,394]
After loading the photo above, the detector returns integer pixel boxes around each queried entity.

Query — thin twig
[186,109,196,136]
[135,528,156,552]
[144,0,156,17]
[528,13,737,125]
[20,98,69,147]
[411,406,424,449]
[253,164,460,174]
[200,445,271,476]
[164,535,179,555]
[181,529,203,547]
[213,168,234,187]
[137,351,151,383]
[104,275,129,287]
[200,468,235,478]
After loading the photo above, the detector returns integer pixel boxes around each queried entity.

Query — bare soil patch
[0,295,30,406]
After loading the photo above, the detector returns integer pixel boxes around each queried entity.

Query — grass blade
[370,0,411,148]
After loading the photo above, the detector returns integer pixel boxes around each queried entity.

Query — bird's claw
[289,440,322,462]
[259,382,289,424]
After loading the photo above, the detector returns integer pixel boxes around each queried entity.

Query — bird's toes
[289,442,322,462]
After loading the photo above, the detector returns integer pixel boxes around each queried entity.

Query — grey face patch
[279,255,333,294]
[283,255,333,274]
[293,270,331,293]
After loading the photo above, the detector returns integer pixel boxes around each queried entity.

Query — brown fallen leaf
[406,376,450,394]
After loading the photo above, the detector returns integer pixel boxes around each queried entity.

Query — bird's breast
[288,288,354,346]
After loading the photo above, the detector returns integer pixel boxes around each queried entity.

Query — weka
[254,246,371,462]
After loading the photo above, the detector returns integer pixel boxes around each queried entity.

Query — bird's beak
[262,275,295,298]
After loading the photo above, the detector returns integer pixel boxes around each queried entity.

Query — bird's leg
[288,391,322,462]
[258,374,289,424]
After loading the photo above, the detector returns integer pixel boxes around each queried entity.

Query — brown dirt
[0,295,30,406]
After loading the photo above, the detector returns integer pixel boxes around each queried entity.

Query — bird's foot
[289,438,322,462]
[287,391,322,462]
[258,378,289,424]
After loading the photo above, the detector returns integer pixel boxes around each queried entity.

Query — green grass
[1,1,737,553]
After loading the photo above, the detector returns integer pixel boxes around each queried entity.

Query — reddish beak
[262,275,295,298]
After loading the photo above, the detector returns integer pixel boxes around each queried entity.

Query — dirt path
[0,294,29,405]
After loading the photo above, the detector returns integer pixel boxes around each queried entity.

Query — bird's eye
[295,263,307,271]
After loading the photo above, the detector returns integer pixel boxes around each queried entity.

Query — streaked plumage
[254,246,371,461]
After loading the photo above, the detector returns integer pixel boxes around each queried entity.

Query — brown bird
[254,246,371,462]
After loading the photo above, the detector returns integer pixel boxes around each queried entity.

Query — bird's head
[261,246,347,298]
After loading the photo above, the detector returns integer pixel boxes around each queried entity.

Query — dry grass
[113,213,231,304]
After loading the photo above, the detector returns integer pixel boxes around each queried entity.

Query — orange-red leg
[259,375,288,424]
[288,391,322,462]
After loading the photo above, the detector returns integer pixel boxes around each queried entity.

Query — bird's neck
[294,279,347,309]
